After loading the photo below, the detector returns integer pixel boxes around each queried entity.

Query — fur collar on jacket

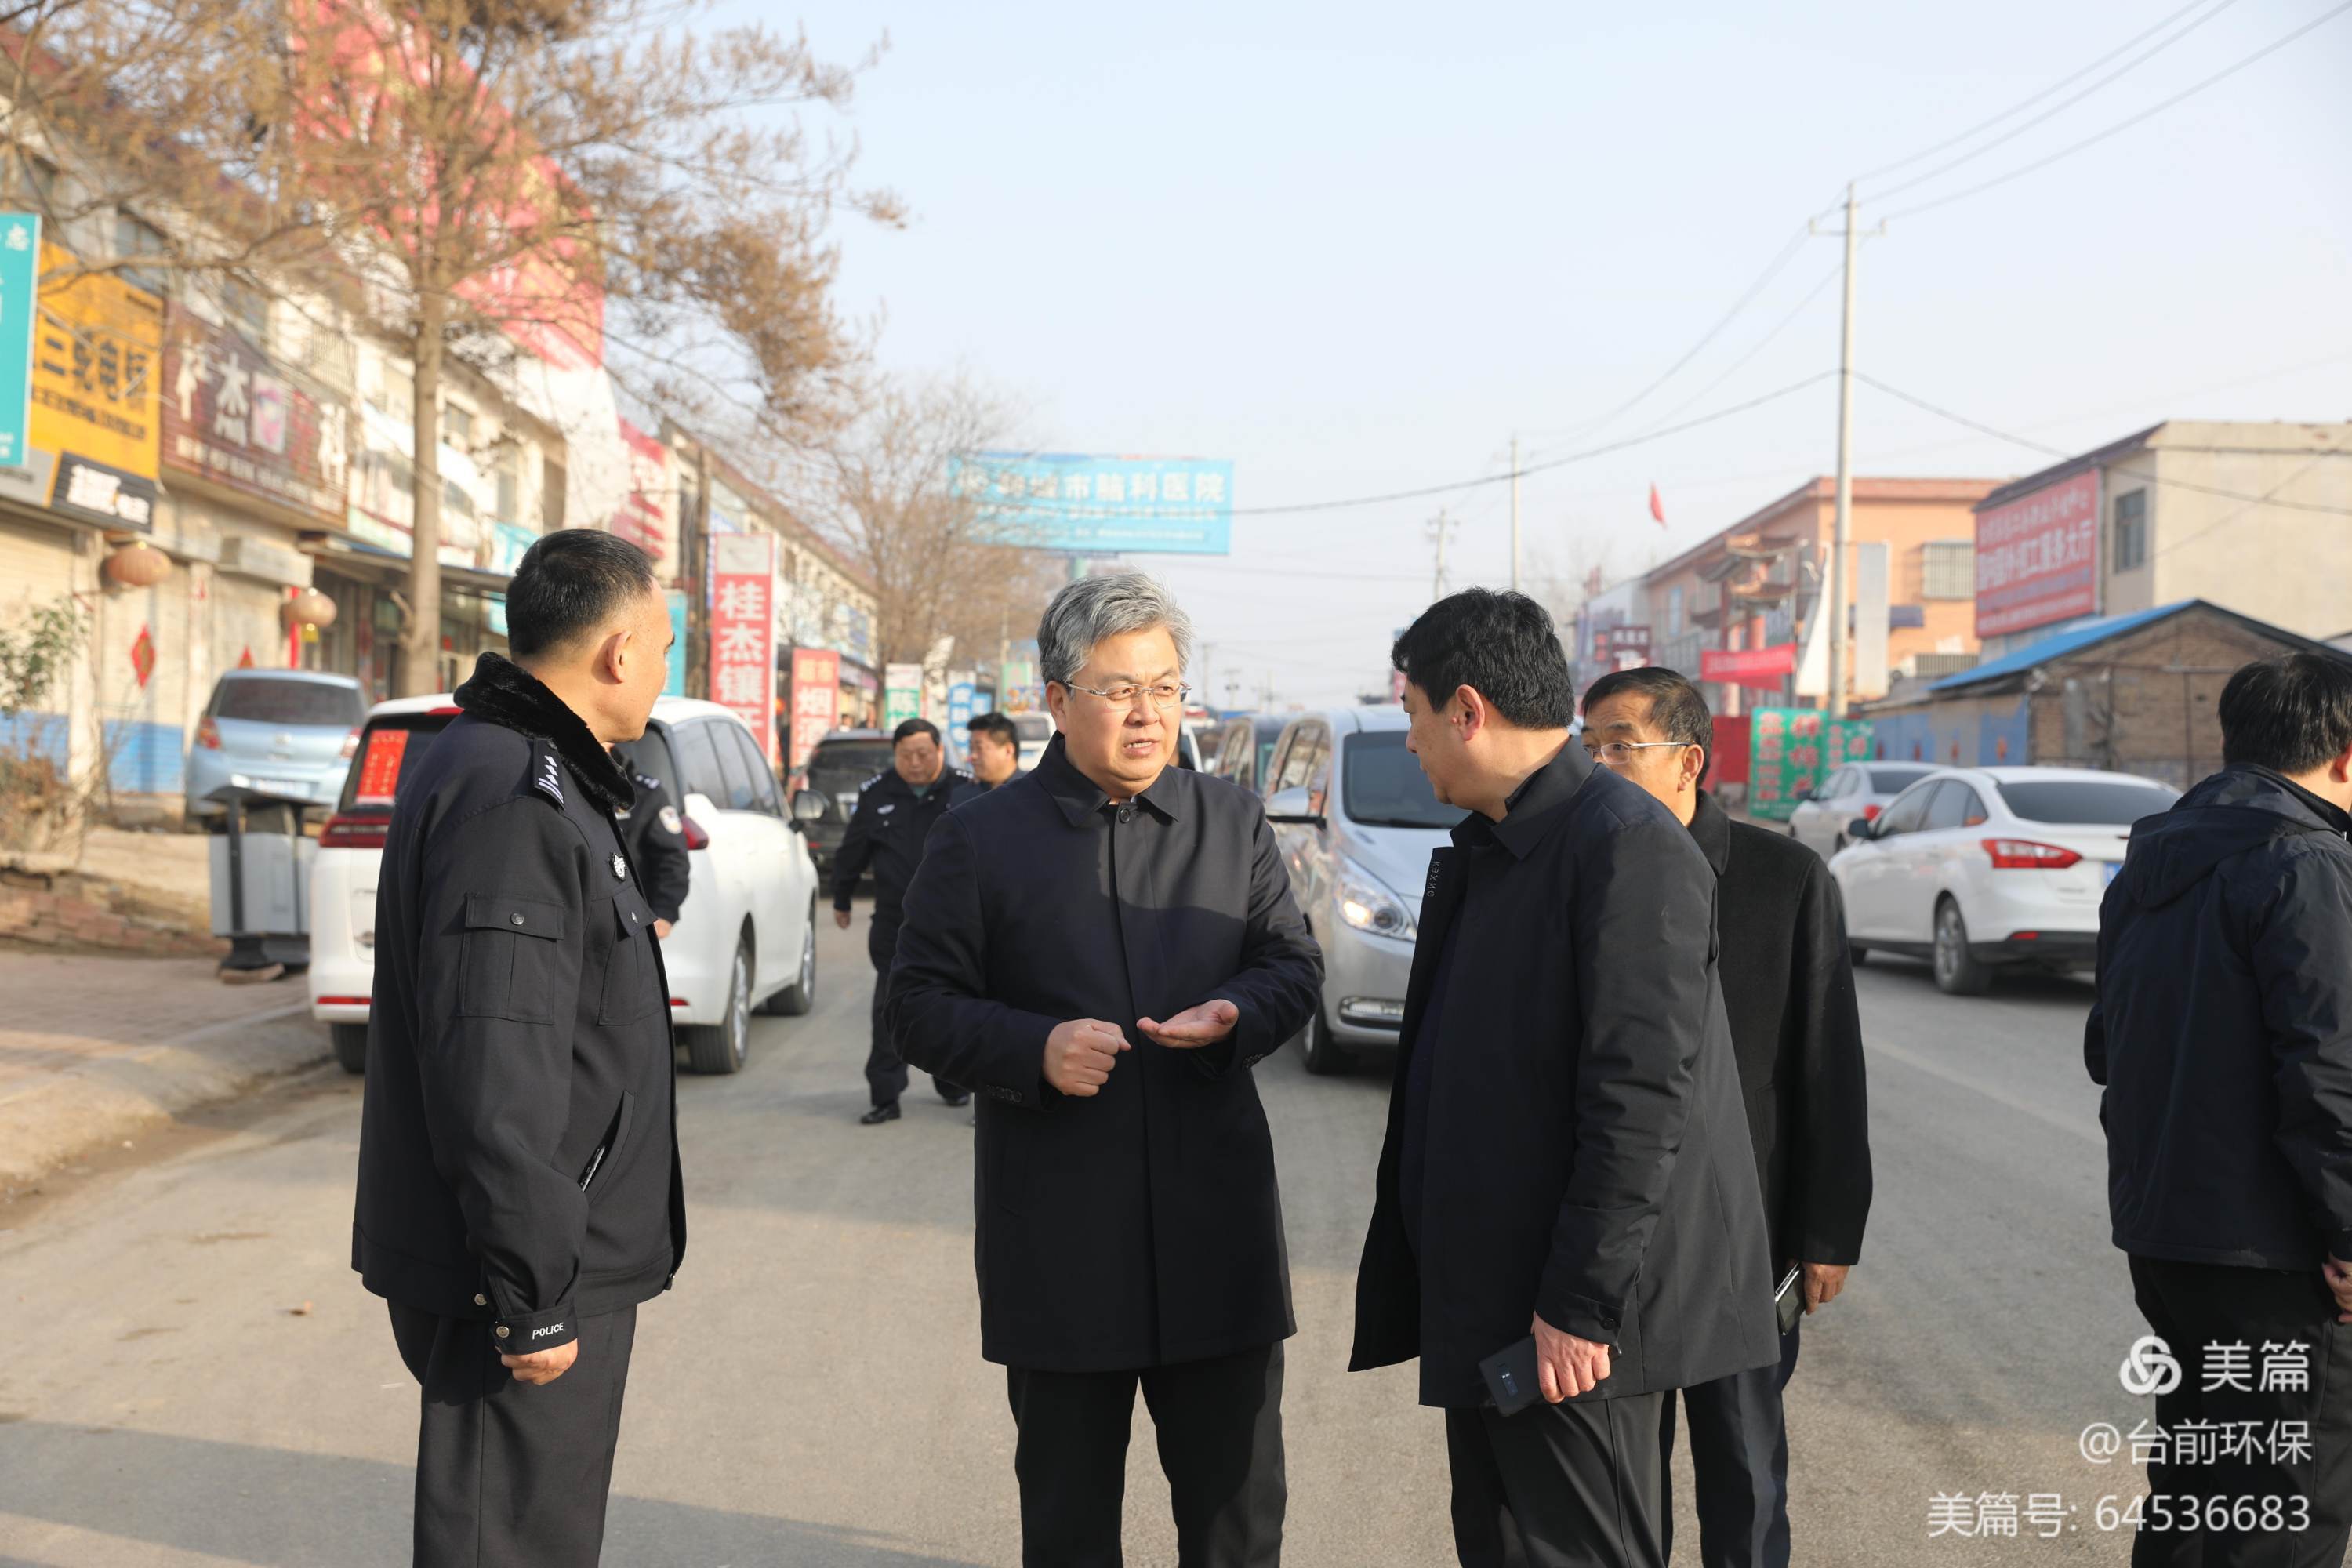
[452,651,635,815]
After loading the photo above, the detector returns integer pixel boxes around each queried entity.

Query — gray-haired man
[890,572,1324,1566]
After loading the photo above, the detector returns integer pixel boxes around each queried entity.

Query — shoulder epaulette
[861,771,886,791]
[528,742,566,808]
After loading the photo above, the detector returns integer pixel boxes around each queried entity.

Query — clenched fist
[501,1339,579,1386]
[1044,1018,1130,1098]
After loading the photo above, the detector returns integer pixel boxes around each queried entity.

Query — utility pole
[1825,183,1860,720]
[1509,434,1522,593]
[1428,510,1457,601]
[685,440,711,702]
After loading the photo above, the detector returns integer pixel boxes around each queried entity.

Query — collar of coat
[1689,788,1732,875]
[1033,733,1183,826]
[1450,735,1593,860]
[452,651,635,816]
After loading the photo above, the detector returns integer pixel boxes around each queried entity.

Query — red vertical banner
[708,533,777,768]
[789,648,841,771]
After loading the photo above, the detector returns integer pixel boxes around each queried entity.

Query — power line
[1857,372,2352,515]
[2155,443,2348,561]
[1642,262,1843,429]
[1880,0,2352,223]
[1854,0,2233,193]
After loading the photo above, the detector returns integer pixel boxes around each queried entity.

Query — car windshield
[1867,766,1934,792]
[1342,731,1461,829]
[216,677,364,728]
[1012,713,1052,743]
[810,741,894,792]
[339,713,455,811]
[1996,779,2179,826]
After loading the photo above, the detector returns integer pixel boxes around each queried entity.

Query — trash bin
[205,777,318,982]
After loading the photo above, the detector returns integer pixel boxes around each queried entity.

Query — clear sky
[732,1,2352,706]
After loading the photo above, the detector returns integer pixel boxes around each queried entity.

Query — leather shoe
[859,1102,901,1126]
[940,1091,972,1109]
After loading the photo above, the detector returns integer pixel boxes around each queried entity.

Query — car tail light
[1982,838,2082,870]
[681,815,710,851]
[316,996,372,1007]
[670,997,688,1008]
[339,728,361,760]
[196,716,221,750]
[1861,803,1882,821]
[321,813,390,850]
[428,704,463,715]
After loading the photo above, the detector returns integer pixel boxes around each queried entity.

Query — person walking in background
[1581,665,1873,1568]
[951,710,1025,807]
[353,530,688,1568]
[832,717,972,1123]
[611,742,689,940]
[1351,590,1778,1568]
[2089,652,2352,1566]
[889,573,1322,1568]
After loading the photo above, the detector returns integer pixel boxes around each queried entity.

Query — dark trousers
[1660,1326,1802,1568]
[1445,1390,1668,1568]
[1004,1342,1287,1568]
[387,1301,637,1568]
[867,920,962,1106]
[2126,1255,2352,1568]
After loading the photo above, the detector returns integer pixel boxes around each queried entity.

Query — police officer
[949,710,1025,808]
[832,716,971,1123]
[354,529,686,1568]
[612,743,691,938]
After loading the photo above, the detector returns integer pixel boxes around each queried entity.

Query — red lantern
[103,541,172,588]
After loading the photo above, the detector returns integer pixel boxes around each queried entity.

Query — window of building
[494,448,521,524]
[13,154,58,206]
[2113,490,2147,572]
[1920,540,1974,601]
[114,211,170,298]
[541,456,567,529]
[220,275,270,349]
[440,401,474,455]
[1665,586,1685,638]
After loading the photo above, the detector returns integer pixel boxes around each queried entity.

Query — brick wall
[0,862,223,956]
[2032,612,2296,789]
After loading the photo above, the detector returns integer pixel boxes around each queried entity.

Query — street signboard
[950,452,1234,555]
[709,533,777,768]
[1701,644,1798,688]
[1747,706,1872,822]
[1976,470,2100,638]
[883,663,922,730]
[789,647,840,771]
[0,213,37,466]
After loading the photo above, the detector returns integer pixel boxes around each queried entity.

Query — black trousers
[1660,1325,1802,1568]
[1004,1342,1287,1568]
[867,920,962,1106]
[2127,1255,2352,1568]
[1445,1391,1668,1568]
[388,1301,637,1568]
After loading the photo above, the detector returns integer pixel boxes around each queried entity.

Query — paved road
[0,919,2209,1565]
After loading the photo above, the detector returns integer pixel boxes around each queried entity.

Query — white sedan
[1786,760,1939,860]
[1828,765,2179,995]
[310,694,821,1076]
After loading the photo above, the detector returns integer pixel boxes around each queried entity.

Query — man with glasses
[1351,590,1776,1568]
[890,572,1323,1566]
[1581,666,1872,1568]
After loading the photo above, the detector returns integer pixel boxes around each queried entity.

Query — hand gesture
[2325,1257,2352,1324]
[1531,1312,1612,1403]
[1044,1018,1129,1098]
[501,1340,579,1386]
[1800,1261,1850,1315]
[1135,999,1240,1049]
[833,908,853,931]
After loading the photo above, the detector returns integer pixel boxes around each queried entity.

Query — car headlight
[1336,859,1417,941]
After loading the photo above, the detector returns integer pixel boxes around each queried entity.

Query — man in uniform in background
[612,742,690,938]
[354,529,688,1568]
[833,716,972,1123]
[950,710,1024,808]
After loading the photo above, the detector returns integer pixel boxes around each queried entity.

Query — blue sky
[730,1,2352,704]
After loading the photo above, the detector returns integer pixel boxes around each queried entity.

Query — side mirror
[1846,816,1876,842]
[790,789,826,823]
[1264,785,1325,828]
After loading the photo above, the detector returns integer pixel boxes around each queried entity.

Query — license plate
[2103,861,2122,886]
[257,779,310,797]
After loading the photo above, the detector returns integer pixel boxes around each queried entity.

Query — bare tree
[6,0,898,692]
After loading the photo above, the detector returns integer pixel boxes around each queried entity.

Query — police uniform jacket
[831,764,971,929]
[1349,740,1780,1407]
[887,735,1324,1372]
[949,768,1025,810]
[614,758,691,925]
[353,652,687,1355]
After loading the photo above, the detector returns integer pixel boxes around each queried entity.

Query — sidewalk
[0,951,327,1190]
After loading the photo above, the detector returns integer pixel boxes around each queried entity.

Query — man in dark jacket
[1582,666,1872,1568]
[833,717,972,1122]
[889,572,1323,1567]
[354,529,687,1568]
[611,742,690,938]
[1351,590,1779,1568]
[2088,652,2352,1567]
[949,710,1024,808]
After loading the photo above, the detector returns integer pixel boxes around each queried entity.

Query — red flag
[1648,484,1666,528]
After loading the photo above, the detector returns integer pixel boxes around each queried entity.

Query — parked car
[1785,760,1940,859]
[310,694,821,1076]
[1828,765,2179,995]
[1011,710,1054,771]
[1261,706,1462,1073]
[184,670,366,821]
[1209,714,1292,797]
[797,729,895,877]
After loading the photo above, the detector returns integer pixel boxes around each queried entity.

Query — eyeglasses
[1062,681,1190,710]
[1582,739,1693,765]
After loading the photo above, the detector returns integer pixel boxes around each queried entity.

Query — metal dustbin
[205,777,318,982]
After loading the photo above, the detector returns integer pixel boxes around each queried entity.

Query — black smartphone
[1478,1336,1542,1417]
[1774,1265,1804,1334]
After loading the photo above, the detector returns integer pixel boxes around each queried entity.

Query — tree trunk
[397,292,448,697]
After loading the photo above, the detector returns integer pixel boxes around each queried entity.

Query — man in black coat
[1351,590,1779,1568]
[354,530,687,1568]
[949,709,1025,808]
[832,717,972,1122]
[611,742,690,938]
[1581,666,1872,1568]
[2087,652,2352,1567]
[889,572,1323,1567]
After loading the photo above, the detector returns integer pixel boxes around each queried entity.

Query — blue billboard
[952,452,1233,555]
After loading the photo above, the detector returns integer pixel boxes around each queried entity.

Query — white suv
[310,695,821,1075]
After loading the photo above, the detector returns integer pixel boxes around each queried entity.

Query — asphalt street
[0,916,2234,1565]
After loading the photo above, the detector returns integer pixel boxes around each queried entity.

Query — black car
[797,729,896,876]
